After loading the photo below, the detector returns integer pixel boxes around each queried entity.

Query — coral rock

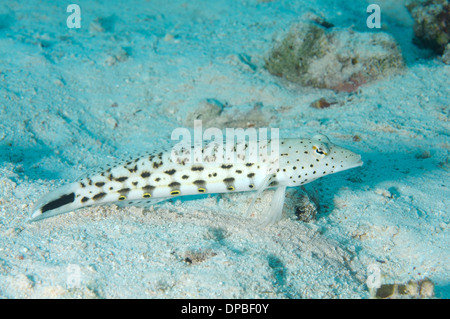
[265,21,405,92]
[442,43,450,63]
[407,0,450,54]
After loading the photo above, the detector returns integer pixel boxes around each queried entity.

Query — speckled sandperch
[30,134,362,225]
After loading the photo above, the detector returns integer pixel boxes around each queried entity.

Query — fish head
[280,134,363,187]
[310,134,363,174]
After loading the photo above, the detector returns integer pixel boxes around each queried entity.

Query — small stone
[373,278,435,299]
[419,278,435,298]
[375,188,391,198]
[105,56,117,66]
[294,191,318,222]
[54,79,64,87]
[115,48,129,62]
[415,150,431,159]
[10,274,34,292]
[442,43,450,64]
[105,117,118,129]
[164,34,174,42]
[310,98,333,109]
[375,284,396,299]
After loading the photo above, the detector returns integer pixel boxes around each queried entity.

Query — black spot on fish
[95,182,105,187]
[81,197,89,203]
[169,182,181,188]
[193,180,206,187]
[191,166,204,171]
[128,165,138,173]
[118,188,131,196]
[164,169,176,175]
[92,192,107,201]
[141,172,151,178]
[143,185,155,193]
[153,161,162,169]
[223,177,235,184]
[221,164,233,169]
[247,173,255,178]
[41,193,75,214]
[182,175,189,179]
[115,176,128,182]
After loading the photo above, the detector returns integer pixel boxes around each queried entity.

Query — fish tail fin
[30,183,81,222]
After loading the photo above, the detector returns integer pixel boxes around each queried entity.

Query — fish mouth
[348,155,363,169]
[354,155,363,168]
[333,154,363,173]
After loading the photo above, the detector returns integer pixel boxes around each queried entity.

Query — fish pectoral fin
[245,174,273,218]
[258,185,287,227]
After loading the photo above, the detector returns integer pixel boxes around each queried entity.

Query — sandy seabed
[0,0,448,298]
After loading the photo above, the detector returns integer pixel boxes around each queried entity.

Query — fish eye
[312,145,328,157]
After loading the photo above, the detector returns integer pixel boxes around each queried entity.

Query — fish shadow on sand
[314,148,446,220]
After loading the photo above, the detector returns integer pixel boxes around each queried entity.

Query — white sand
[0,0,448,298]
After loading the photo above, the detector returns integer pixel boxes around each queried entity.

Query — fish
[30,134,363,225]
